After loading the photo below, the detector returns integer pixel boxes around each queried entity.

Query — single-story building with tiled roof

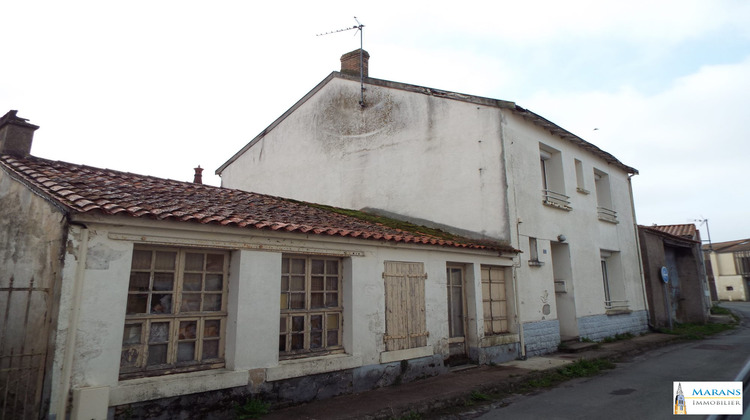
[637,224,711,328]
[703,238,750,301]
[0,110,518,419]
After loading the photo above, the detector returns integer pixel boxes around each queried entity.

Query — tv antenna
[694,217,713,250]
[317,17,366,107]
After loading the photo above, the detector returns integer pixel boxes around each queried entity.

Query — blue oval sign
[661,266,669,283]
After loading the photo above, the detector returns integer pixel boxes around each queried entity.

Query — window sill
[576,187,590,195]
[266,353,362,382]
[380,346,433,364]
[110,368,249,406]
[480,333,519,348]
[598,215,619,224]
[542,200,572,211]
[605,308,632,316]
[528,260,544,267]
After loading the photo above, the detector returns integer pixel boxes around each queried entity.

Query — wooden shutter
[383,261,428,351]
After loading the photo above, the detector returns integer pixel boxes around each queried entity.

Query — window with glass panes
[279,255,343,358]
[481,265,509,335]
[120,247,228,378]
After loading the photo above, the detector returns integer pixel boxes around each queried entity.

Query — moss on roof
[298,200,511,249]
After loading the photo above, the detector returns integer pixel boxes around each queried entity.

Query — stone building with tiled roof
[0,110,518,419]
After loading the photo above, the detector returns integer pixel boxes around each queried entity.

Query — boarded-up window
[482,266,508,335]
[383,261,428,351]
[120,247,228,379]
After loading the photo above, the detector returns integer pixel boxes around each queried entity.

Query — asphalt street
[473,302,750,420]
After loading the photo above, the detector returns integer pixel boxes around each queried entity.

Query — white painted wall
[502,112,645,324]
[220,77,510,241]
[709,251,748,301]
[53,216,513,414]
[218,75,645,343]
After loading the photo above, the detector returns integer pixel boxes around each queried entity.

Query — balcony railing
[597,206,618,223]
[542,189,571,210]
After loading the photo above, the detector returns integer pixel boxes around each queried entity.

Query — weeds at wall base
[234,397,270,419]
[658,322,736,340]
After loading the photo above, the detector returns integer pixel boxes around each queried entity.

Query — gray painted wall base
[577,310,649,341]
[110,355,447,419]
[522,319,561,356]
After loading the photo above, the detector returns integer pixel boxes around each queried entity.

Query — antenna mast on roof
[317,16,366,107]
[695,217,713,250]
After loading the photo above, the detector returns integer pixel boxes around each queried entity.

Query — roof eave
[215,72,517,176]
[513,105,638,175]
[215,71,339,175]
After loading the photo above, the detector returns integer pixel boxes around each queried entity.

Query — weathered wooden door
[383,261,428,351]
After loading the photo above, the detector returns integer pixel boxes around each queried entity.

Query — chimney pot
[340,49,369,78]
[193,165,204,184]
[0,110,39,156]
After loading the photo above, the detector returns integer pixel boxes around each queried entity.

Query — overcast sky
[2,1,748,243]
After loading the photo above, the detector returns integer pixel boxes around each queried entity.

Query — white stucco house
[217,49,650,356]
[0,110,518,419]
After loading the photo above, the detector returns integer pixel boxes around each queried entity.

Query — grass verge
[516,358,616,393]
[658,322,735,339]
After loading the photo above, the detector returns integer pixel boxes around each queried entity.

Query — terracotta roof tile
[706,238,750,253]
[1,154,515,253]
[650,224,698,239]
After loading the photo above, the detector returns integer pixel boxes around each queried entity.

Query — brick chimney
[0,110,39,156]
[340,49,369,77]
[193,165,203,184]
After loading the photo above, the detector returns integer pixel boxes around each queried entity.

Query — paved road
[472,302,750,420]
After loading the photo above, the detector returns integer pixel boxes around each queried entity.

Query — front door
[551,242,579,340]
[446,265,468,359]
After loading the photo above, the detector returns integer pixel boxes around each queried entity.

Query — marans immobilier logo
[674,382,743,415]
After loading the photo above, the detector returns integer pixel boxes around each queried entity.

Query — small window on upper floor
[539,144,570,210]
[575,159,589,194]
[594,169,617,223]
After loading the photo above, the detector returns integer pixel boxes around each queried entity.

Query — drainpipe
[628,174,650,327]
[56,225,89,418]
[512,248,526,359]
[502,119,525,360]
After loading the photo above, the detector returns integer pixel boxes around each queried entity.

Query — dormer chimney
[0,110,39,156]
[193,166,203,184]
[340,49,369,77]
